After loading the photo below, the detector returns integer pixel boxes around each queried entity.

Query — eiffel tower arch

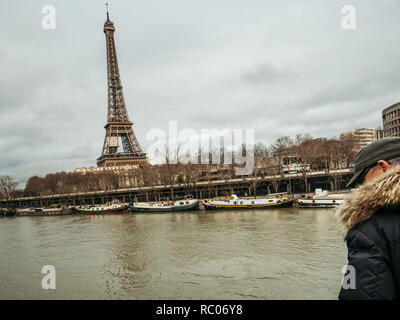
[97,8,147,167]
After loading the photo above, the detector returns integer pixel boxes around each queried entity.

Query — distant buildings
[340,128,383,153]
[383,102,400,137]
[341,101,400,154]
[339,101,400,153]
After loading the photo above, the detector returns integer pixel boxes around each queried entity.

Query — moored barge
[298,189,347,208]
[130,198,198,213]
[1,208,17,216]
[17,206,75,216]
[74,201,129,214]
[202,194,293,210]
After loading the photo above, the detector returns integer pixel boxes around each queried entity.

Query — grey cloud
[1,0,399,185]
[241,64,291,84]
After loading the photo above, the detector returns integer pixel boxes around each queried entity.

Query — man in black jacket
[338,137,400,300]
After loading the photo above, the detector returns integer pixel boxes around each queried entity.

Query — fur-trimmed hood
[337,166,400,231]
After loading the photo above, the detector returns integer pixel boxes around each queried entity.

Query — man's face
[363,160,392,183]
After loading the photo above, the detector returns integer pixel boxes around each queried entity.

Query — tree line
[2,134,356,199]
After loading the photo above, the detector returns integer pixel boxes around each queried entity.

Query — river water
[0,208,348,300]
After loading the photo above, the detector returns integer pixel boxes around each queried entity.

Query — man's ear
[377,160,392,172]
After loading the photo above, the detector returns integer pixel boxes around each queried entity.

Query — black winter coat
[339,208,400,299]
[338,167,400,300]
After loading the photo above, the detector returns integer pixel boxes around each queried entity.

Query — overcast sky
[1,0,400,185]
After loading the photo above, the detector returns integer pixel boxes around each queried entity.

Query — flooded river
[0,208,347,299]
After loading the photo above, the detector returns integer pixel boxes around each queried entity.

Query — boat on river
[17,206,74,216]
[1,208,17,216]
[298,189,346,208]
[74,201,129,214]
[130,197,198,213]
[202,194,293,210]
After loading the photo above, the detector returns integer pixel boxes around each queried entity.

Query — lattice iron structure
[97,8,147,167]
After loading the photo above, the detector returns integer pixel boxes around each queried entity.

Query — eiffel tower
[97,6,147,167]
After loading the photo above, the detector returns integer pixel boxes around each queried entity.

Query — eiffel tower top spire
[104,3,115,34]
[97,9,147,167]
[106,3,110,21]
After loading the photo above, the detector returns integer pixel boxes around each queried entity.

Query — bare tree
[271,136,294,174]
[244,143,270,197]
[340,135,356,168]
[294,134,318,192]
[0,175,18,207]
[178,161,200,197]
[24,176,45,196]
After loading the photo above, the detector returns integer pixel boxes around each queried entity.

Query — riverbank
[2,190,351,217]
[1,169,354,209]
